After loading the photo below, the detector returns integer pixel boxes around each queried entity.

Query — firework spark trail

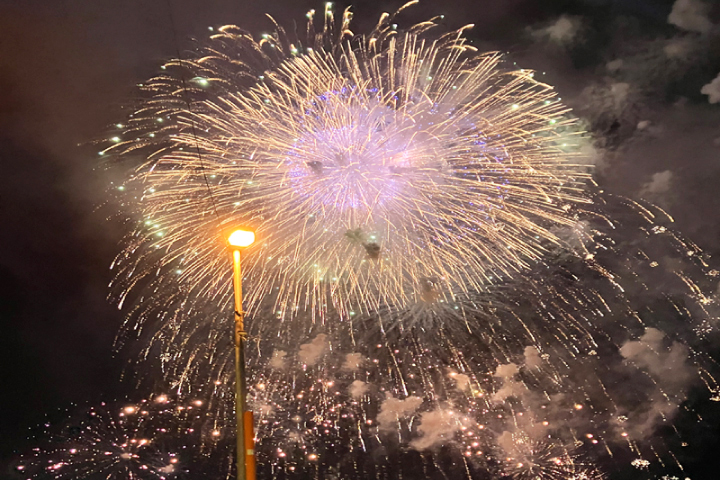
[98,4,720,479]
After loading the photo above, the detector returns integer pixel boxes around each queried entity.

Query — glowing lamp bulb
[228,229,255,248]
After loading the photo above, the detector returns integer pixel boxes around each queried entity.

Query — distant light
[228,229,255,248]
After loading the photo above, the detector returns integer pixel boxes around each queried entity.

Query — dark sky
[2,0,720,476]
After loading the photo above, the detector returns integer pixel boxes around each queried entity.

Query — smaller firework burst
[13,395,227,480]
[496,433,603,480]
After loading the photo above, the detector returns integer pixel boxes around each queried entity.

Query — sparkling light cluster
[110,1,589,323]
[14,396,227,480]
[64,3,720,480]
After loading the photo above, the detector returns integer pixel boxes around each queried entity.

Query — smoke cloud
[492,362,527,403]
[342,352,365,372]
[668,0,713,34]
[532,15,582,45]
[298,334,328,366]
[348,380,368,399]
[640,170,674,198]
[377,395,423,431]
[619,328,696,436]
[269,350,287,370]
[523,346,543,369]
[449,371,471,390]
[409,408,463,450]
[701,73,720,104]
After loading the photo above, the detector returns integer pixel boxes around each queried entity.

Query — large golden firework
[111,2,590,321]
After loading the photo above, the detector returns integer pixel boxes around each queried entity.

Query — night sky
[2,0,720,477]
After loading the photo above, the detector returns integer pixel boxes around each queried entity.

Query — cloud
[606,59,623,72]
[492,362,526,403]
[608,82,631,108]
[531,15,582,46]
[668,0,713,34]
[523,346,543,369]
[619,328,696,436]
[448,371,471,390]
[157,464,175,474]
[348,380,368,399]
[342,352,365,372]
[620,328,693,383]
[637,120,651,130]
[640,170,673,197]
[298,334,328,366]
[377,395,423,431]
[664,36,695,59]
[494,362,519,379]
[409,409,463,450]
[701,73,720,104]
[269,349,287,370]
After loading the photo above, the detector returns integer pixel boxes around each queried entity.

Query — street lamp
[228,228,256,480]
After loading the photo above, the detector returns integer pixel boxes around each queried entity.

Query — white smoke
[409,408,463,450]
[701,72,720,104]
[492,362,527,403]
[377,395,423,431]
[608,82,631,109]
[668,0,713,34]
[298,334,328,366]
[348,380,368,399]
[447,369,471,390]
[619,328,695,436]
[620,328,693,385]
[606,59,623,72]
[269,349,287,370]
[523,346,543,369]
[495,362,519,378]
[640,170,673,197]
[533,15,583,45]
[496,430,517,456]
[342,352,365,372]
[664,36,695,58]
[453,373,471,390]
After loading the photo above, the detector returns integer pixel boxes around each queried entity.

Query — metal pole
[232,249,247,480]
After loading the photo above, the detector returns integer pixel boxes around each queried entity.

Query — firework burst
[110,1,590,324]
[99,4,720,479]
[13,396,227,480]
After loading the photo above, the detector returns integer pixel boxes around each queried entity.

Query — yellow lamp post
[228,229,256,480]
